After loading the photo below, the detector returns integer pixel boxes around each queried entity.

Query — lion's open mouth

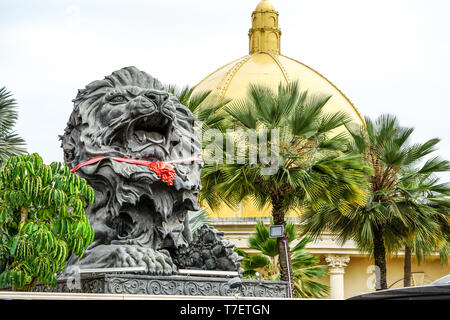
[126,113,172,161]
[131,114,170,144]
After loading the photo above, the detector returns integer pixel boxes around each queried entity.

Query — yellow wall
[205,199,300,218]
[342,255,449,299]
[268,253,449,299]
[211,219,450,299]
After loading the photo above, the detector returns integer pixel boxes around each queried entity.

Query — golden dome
[194,53,364,126]
[192,1,365,218]
[192,1,364,127]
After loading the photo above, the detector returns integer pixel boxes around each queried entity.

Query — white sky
[1,0,449,180]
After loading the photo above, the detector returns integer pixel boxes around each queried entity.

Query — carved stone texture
[60,66,239,274]
[172,225,243,272]
[325,254,350,274]
[37,274,290,298]
[34,277,106,294]
[108,275,290,297]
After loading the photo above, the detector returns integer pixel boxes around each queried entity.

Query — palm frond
[188,209,210,237]
[0,87,27,166]
[241,254,271,270]
[418,157,450,175]
[0,87,19,133]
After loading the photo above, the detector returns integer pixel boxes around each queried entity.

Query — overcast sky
[1,0,449,180]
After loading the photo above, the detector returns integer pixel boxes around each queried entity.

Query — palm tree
[236,221,328,298]
[301,114,450,290]
[166,85,230,131]
[201,82,371,295]
[0,87,26,165]
[396,171,450,286]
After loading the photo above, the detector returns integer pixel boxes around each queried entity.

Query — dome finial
[249,1,281,55]
[255,0,275,12]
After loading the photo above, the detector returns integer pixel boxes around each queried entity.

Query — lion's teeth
[134,130,164,144]
[145,131,164,143]
[134,130,146,142]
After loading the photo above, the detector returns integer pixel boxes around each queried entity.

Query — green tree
[236,221,328,298]
[202,82,371,295]
[301,114,450,290]
[0,87,26,165]
[396,171,450,287]
[0,153,95,291]
[166,85,229,131]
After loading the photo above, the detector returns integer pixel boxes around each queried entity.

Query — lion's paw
[114,246,175,275]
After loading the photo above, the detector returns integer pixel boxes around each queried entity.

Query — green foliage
[0,87,26,166]
[188,209,210,238]
[236,221,329,298]
[301,114,450,288]
[201,81,371,215]
[396,171,450,265]
[0,153,95,291]
[165,85,230,132]
[326,114,450,253]
[199,82,371,290]
[303,114,449,247]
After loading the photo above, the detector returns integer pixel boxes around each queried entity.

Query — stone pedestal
[34,274,290,298]
[325,255,350,300]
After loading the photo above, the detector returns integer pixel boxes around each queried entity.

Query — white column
[325,254,350,300]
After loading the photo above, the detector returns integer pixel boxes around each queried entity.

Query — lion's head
[62,66,201,168]
[60,67,202,255]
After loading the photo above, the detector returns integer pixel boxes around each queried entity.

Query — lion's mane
[61,67,202,256]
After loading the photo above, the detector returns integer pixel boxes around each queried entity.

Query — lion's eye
[110,95,127,103]
[146,94,157,101]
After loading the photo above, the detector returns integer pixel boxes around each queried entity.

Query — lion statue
[60,66,241,275]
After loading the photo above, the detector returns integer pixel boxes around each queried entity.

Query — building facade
[191,0,449,299]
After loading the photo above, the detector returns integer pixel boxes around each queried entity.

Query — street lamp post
[269,225,293,298]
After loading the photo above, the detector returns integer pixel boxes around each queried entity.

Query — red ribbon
[70,156,202,186]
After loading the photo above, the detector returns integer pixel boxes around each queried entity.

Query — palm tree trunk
[373,227,388,290]
[403,244,412,287]
[271,194,294,297]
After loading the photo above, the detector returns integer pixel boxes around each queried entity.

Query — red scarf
[70,156,202,186]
